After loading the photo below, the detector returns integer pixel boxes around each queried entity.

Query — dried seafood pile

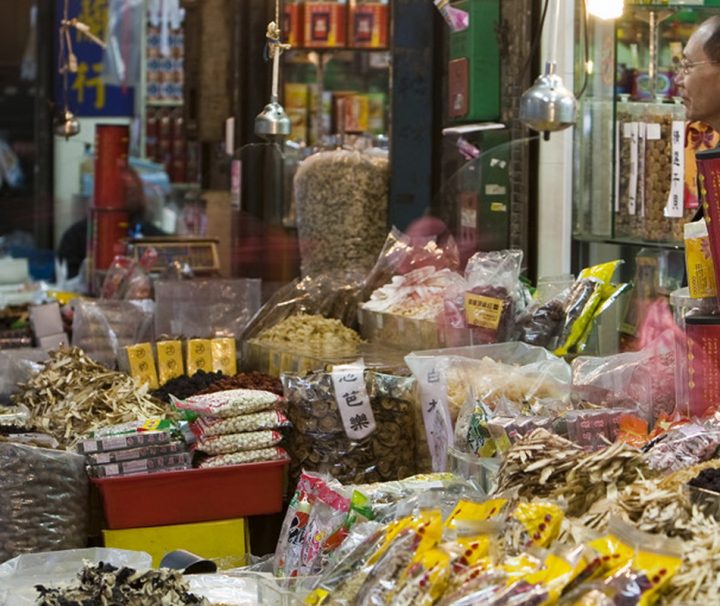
[36,562,209,606]
[12,347,170,448]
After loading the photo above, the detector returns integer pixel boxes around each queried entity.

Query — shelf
[573,233,684,250]
[146,99,184,107]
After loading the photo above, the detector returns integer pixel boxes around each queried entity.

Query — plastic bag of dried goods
[197,447,288,468]
[171,389,281,418]
[190,409,290,440]
[294,147,389,279]
[0,443,88,564]
[362,224,461,298]
[443,249,525,345]
[282,367,417,487]
[194,429,283,455]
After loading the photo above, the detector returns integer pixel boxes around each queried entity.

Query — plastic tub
[92,459,288,529]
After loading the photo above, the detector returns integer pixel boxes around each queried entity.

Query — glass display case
[573,0,720,257]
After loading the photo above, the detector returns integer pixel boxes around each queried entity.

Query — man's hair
[703,16,720,62]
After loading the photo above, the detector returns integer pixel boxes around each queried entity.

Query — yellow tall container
[103,517,250,568]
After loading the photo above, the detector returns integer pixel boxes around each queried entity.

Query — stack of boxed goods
[78,424,191,479]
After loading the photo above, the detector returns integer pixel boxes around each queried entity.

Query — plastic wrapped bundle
[294,148,389,278]
[0,442,88,562]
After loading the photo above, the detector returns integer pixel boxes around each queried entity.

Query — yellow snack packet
[445,498,508,529]
[211,337,237,375]
[156,339,184,385]
[508,501,564,550]
[125,343,159,389]
[186,338,213,375]
[685,219,717,298]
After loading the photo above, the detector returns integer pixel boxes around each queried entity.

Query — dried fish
[11,347,173,449]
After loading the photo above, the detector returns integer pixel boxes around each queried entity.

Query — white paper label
[638,122,647,217]
[331,362,377,440]
[665,120,686,219]
[629,122,639,216]
[646,123,662,140]
[406,356,453,472]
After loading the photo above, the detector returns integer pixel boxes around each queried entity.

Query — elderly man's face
[677,23,720,127]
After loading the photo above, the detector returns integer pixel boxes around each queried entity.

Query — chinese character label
[330,362,376,440]
[665,121,686,219]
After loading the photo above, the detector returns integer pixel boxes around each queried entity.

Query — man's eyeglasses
[676,57,720,75]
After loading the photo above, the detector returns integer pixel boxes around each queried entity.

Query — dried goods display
[251,313,363,357]
[198,371,283,396]
[282,370,417,485]
[35,562,209,606]
[294,148,389,278]
[12,347,171,448]
[151,369,226,402]
[0,442,87,563]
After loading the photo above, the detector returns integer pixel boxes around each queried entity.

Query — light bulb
[587,0,623,20]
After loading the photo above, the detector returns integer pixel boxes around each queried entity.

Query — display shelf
[572,1,718,272]
[573,233,684,251]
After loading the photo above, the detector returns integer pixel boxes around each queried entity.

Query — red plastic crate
[92,459,288,529]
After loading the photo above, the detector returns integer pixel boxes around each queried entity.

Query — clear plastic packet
[517,295,568,349]
[644,422,720,472]
[154,278,261,339]
[353,509,443,606]
[242,274,363,340]
[571,348,676,424]
[171,389,281,418]
[298,485,353,579]
[304,523,387,605]
[443,250,524,345]
[282,369,417,487]
[361,226,461,299]
[360,267,466,322]
[274,471,336,578]
[102,0,144,87]
[559,519,683,606]
[71,299,155,369]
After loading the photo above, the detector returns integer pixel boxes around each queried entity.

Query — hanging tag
[407,356,453,472]
[665,121,686,218]
[629,122,639,215]
[331,362,377,440]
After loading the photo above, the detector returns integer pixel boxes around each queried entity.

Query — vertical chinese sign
[54,0,134,117]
